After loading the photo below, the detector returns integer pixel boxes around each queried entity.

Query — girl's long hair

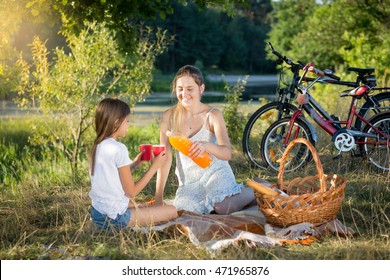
[90,98,130,176]
[170,65,205,132]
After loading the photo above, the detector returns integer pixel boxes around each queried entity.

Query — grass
[0,112,389,260]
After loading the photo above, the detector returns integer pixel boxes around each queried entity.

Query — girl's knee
[167,205,179,219]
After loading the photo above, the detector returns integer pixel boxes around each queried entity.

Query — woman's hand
[188,141,208,158]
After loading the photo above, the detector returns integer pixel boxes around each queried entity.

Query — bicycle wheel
[355,91,390,130]
[360,112,390,171]
[242,102,297,169]
[260,117,315,173]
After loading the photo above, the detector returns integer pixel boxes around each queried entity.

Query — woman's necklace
[187,108,204,131]
[188,115,198,130]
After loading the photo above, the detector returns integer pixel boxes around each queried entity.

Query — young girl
[89,98,178,229]
[154,65,256,214]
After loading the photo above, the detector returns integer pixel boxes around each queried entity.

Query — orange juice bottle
[166,131,212,168]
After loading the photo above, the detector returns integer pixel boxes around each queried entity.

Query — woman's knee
[213,188,256,215]
[213,199,239,215]
[213,203,228,215]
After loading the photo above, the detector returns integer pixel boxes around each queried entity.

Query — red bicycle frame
[283,87,389,147]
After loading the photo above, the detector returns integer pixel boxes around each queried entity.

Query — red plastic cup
[152,145,165,156]
[139,144,152,161]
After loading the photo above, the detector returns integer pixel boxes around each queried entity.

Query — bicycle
[260,62,390,172]
[242,42,390,169]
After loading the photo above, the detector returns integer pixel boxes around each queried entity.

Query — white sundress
[173,108,244,213]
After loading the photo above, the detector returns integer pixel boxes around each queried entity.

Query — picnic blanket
[133,204,355,251]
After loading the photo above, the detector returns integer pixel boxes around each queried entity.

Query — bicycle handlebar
[268,43,379,89]
[267,42,304,69]
[307,63,341,81]
[267,42,284,60]
[268,42,342,82]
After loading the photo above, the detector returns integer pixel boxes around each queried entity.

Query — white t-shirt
[89,138,132,219]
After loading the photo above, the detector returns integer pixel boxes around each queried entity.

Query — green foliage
[293,0,390,71]
[10,0,251,55]
[0,1,24,99]
[339,31,390,86]
[150,0,273,73]
[0,117,68,192]
[222,76,247,145]
[0,141,23,190]
[268,0,390,85]
[0,118,30,191]
[267,0,317,61]
[53,0,248,33]
[15,21,172,175]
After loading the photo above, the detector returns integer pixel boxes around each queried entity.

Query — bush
[222,76,247,145]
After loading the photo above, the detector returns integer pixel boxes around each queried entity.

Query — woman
[155,65,256,214]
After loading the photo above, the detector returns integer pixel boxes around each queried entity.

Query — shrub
[222,76,248,145]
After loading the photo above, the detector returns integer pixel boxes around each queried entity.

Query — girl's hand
[188,141,207,158]
[131,150,145,169]
[151,150,166,169]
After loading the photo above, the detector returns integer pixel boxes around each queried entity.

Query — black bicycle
[242,42,390,169]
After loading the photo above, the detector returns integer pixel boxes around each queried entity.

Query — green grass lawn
[0,114,389,260]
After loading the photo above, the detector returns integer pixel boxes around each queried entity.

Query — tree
[0,0,68,99]
[267,0,317,60]
[291,0,383,68]
[16,21,173,175]
[1,0,256,100]
[28,0,249,52]
[150,0,273,73]
[267,0,389,85]
[0,0,27,99]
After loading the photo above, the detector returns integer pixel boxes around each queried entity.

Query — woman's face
[175,75,204,107]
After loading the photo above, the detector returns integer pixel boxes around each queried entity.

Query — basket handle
[277,138,326,192]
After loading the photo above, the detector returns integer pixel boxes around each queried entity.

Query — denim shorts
[90,206,131,230]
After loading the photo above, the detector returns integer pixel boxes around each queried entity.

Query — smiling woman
[154,65,257,213]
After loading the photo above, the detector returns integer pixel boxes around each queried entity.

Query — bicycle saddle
[347,67,375,76]
[340,85,370,98]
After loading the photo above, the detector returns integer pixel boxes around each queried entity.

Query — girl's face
[176,76,205,107]
[113,114,130,139]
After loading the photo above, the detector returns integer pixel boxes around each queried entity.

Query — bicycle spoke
[260,111,274,120]
[362,113,390,171]
[261,118,314,172]
[243,102,297,169]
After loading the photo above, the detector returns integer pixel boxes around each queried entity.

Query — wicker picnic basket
[256,138,346,227]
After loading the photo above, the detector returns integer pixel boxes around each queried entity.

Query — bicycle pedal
[351,152,363,158]
[332,154,342,160]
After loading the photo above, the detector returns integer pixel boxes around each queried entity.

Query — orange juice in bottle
[166,131,212,168]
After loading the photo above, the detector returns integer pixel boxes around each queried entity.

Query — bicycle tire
[260,117,315,173]
[355,91,390,130]
[360,112,390,171]
[242,102,298,169]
